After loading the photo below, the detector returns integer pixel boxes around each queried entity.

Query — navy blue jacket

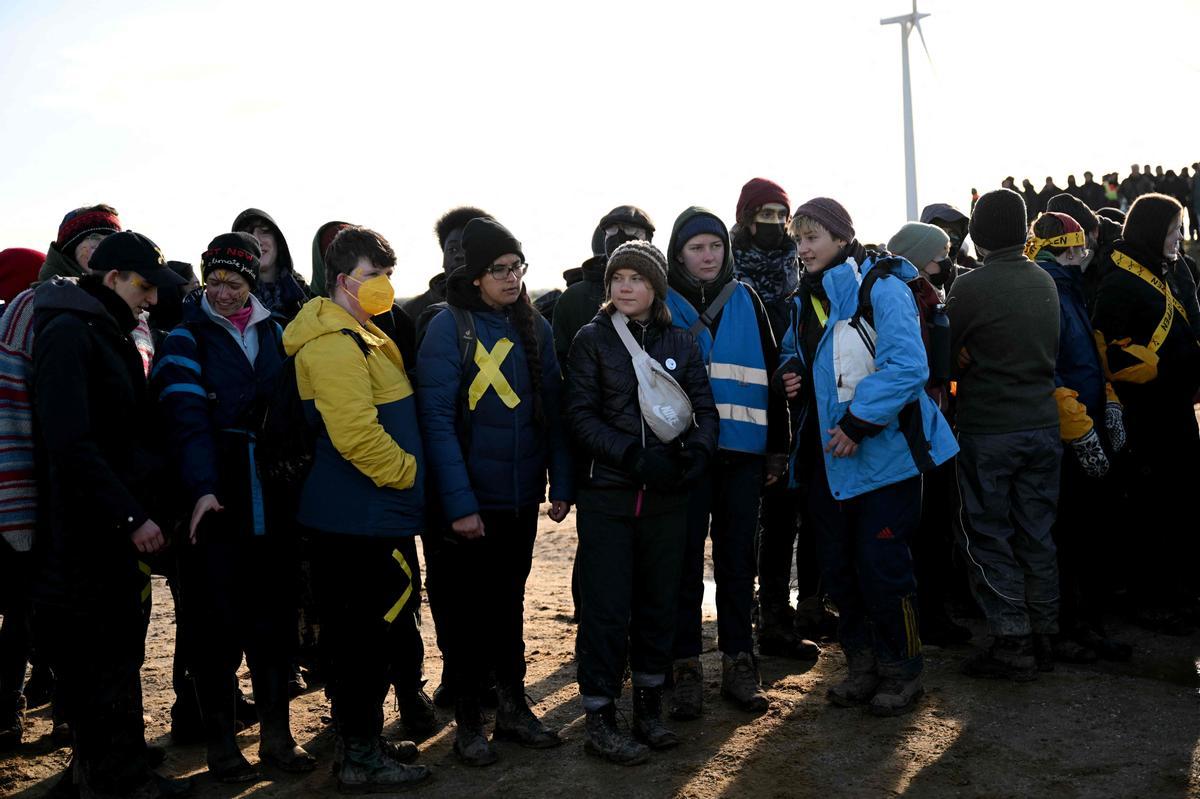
[417,295,573,522]
[1037,257,1106,423]
[152,294,284,533]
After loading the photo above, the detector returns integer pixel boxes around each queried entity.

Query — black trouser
[675,452,764,659]
[179,516,296,731]
[427,506,538,697]
[910,457,960,621]
[35,571,149,793]
[756,480,819,612]
[312,531,420,738]
[0,545,32,699]
[575,491,687,701]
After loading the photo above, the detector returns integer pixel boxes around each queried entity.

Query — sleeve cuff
[838,410,884,444]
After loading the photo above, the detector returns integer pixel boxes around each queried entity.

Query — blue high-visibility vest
[667,283,769,454]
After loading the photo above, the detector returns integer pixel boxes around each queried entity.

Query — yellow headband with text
[1025,230,1086,261]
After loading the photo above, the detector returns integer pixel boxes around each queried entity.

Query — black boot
[494,683,561,749]
[253,666,316,774]
[453,698,497,766]
[0,690,23,750]
[336,735,430,794]
[631,686,678,750]
[200,685,258,784]
[961,635,1038,682]
[396,683,438,738]
[584,703,649,766]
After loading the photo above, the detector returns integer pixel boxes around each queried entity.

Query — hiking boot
[631,686,678,750]
[1051,634,1098,665]
[826,649,880,707]
[397,686,438,738]
[868,675,924,717]
[961,635,1038,682]
[452,698,497,767]
[336,735,431,794]
[51,720,72,746]
[584,703,649,766]
[668,658,703,720]
[287,664,307,699]
[494,683,561,749]
[22,663,54,709]
[720,652,769,714]
[794,595,838,640]
[758,604,822,660]
[331,737,418,775]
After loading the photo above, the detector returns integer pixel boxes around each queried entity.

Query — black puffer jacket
[565,311,718,494]
[31,276,162,608]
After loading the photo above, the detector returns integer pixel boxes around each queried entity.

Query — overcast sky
[1,0,1197,296]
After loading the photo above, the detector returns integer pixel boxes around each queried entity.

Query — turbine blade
[915,19,932,63]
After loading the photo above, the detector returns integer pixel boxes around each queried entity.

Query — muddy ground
[2,507,1198,799]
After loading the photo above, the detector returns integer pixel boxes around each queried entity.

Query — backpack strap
[339,328,372,357]
[447,306,477,367]
[688,280,739,336]
[851,259,899,331]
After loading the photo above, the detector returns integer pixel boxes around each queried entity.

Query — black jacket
[552,255,607,374]
[565,312,718,499]
[232,208,312,323]
[31,276,161,607]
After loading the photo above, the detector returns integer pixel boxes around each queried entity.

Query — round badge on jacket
[665,358,677,370]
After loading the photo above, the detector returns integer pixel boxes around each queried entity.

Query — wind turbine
[881,1,931,221]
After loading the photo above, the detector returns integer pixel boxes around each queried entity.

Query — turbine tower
[881,1,931,221]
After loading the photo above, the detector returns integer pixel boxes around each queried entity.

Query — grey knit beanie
[887,222,950,268]
[605,240,668,300]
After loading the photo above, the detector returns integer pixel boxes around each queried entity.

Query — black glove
[624,445,683,491]
[677,447,711,487]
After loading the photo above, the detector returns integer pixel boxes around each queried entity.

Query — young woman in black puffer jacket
[564,241,718,766]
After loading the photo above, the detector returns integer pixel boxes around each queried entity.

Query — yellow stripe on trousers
[138,560,152,604]
[383,548,414,624]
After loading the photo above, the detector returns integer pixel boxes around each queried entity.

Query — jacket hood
[591,206,656,256]
[36,241,84,283]
[580,254,607,283]
[445,263,529,313]
[282,296,387,356]
[919,203,969,242]
[308,220,351,297]
[32,275,134,336]
[232,208,295,278]
[665,207,734,300]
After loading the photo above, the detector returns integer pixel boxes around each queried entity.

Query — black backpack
[255,329,371,494]
[852,256,951,387]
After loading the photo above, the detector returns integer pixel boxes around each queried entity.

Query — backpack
[847,256,939,473]
[254,328,371,495]
[852,256,952,387]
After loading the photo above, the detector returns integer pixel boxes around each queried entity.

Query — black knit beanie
[1046,192,1099,236]
[1122,193,1183,257]
[461,217,524,276]
[969,189,1028,251]
[202,232,261,288]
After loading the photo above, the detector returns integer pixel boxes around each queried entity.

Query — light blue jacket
[780,253,958,500]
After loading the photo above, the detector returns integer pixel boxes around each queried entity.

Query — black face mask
[752,223,787,251]
[604,233,637,258]
[927,259,953,288]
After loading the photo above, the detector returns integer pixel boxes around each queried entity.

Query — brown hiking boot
[720,652,769,713]
[826,649,880,707]
[868,675,924,717]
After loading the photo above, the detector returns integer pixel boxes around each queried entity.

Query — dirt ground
[2,507,1198,799]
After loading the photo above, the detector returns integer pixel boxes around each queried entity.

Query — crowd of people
[0,169,1196,796]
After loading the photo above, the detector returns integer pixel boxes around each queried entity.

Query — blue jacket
[780,254,958,500]
[152,293,283,533]
[666,283,770,454]
[1037,256,1106,423]
[417,305,573,522]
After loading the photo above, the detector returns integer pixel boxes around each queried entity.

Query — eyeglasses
[487,261,528,280]
[604,224,648,240]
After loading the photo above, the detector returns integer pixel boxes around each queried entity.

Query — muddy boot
[0,690,24,750]
[827,649,880,707]
[397,685,437,739]
[331,737,418,775]
[22,662,54,709]
[584,703,649,766]
[254,667,316,774]
[794,595,838,640]
[452,698,497,767]
[668,658,703,720]
[868,674,924,717]
[756,603,795,656]
[720,652,769,713]
[494,683,561,749]
[631,686,678,750]
[961,635,1038,682]
[336,735,430,794]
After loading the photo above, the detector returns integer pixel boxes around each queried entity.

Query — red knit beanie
[0,248,46,304]
[57,205,121,257]
[736,178,790,225]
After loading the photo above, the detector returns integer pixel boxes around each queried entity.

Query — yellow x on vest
[467,338,521,410]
